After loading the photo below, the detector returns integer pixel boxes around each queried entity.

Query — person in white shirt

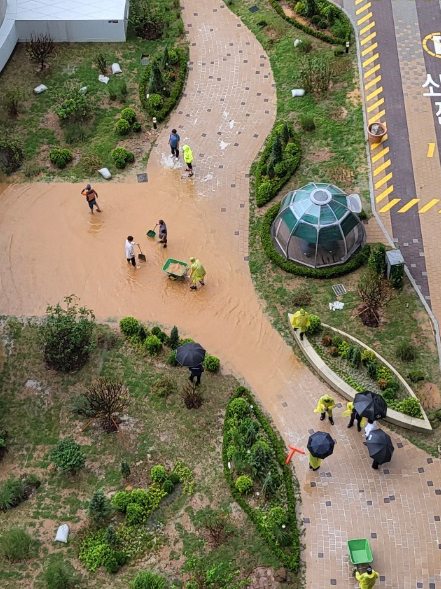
[365,420,377,439]
[125,236,139,268]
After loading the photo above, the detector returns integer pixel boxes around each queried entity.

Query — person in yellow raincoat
[182,144,194,177]
[308,452,322,472]
[314,393,335,425]
[290,308,310,341]
[342,401,366,432]
[355,566,379,589]
[189,257,206,291]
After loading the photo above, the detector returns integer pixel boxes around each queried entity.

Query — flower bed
[223,387,300,572]
[139,46,189,123]
[255,121,301,207]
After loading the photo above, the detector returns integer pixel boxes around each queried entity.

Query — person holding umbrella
[342,401,365,432]
[314,393,335,425]
[307,431,335,471]
[365,428,394,470]
[353,391,387,422]
[188,364,204,386]
[176,342,206,367]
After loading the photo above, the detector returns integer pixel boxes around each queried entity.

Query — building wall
[16,19,127,42]
[0,20,17,72]
[0,0,7,28]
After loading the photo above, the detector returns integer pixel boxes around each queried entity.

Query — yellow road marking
[375,172,392,189]
[367,97,384,112]
[379,199,400,213]
[365,75,381,90]
[368,110,385,125]
[360,21,375,34]
[362,43,378,56]
[364,64,380,78]
[372,147,389,163]
[398,199,420,213]
[376,185,394,203]
[355,0,364,4]
[366,86,383,101]
[373,160,391,176]
[361,32,376,46]
[371,133,388,149]
[427,142,435,157]
[363,53,379,68]
[356,2,371,14]
[418,199,439,213]
[358,12,373,25]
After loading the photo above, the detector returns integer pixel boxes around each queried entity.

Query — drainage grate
[332,283,347,296]
[137,173,148,183]
[249,5,259,12]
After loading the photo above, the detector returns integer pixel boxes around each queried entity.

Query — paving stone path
[146,1,441,588]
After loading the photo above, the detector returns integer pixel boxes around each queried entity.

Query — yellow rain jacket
[355,570,379,589]
[342,402,367,426]
[290,309,310,333]
[314,394,335,414]
[308,453,322,469]
[189,257,206,284]
[183,145,194,164]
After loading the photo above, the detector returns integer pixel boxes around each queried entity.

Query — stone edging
[288,314,432,432]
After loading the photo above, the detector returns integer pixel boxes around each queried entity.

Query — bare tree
[357,268,390,326]
[82,378,129,432]
[26,33,56,71]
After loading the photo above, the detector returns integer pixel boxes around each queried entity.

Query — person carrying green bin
[355,566,379,589]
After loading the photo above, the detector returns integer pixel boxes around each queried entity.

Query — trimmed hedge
[255,122,301,207]
[139,46,189,123]
[268,0,346,44]
[260,203,370,278]
[223,386,300,572]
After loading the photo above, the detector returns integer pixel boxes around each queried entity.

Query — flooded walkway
[0,1,440,587]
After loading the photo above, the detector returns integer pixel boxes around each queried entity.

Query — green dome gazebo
[271,183,366,268]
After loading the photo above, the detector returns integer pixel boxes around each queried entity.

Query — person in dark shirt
[188,364,204,386]
[169,129,180,159]
[158,219,167,248]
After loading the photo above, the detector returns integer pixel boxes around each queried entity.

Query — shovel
[147,223,158,238]
[137,245,146,262]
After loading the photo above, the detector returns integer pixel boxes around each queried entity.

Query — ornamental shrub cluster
[0,137,24,174]
[255,122,301,207]
[50,148,73,169]
[110,147,135,169]
[114,107,141,136]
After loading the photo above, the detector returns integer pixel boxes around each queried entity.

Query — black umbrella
[353,391,387,421]
[307,431,335,459]
[365,429,394,465]
[176,342,206,367]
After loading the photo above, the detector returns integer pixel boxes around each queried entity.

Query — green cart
[162,258,188,281]
[348,538,373,574]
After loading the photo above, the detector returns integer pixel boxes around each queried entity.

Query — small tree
[183,382,204,409]
[271,134,283,164]
[0,137,24,174]
[94,52,107,75]
[50,438,85,474]
[26,33,56,70]
[169,326,179,350]
[357,269,389,325]
[88,489,111,523]
[121,461,131,480]
[148,61,165,94]
[162,47,170,69]
[83,378,129,432]
[5,89,24,118]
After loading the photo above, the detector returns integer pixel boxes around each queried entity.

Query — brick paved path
[147,2,441,588]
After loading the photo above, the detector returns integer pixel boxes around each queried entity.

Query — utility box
[386,249,404,279]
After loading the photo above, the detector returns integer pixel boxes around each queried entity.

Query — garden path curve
[0,0,439,587]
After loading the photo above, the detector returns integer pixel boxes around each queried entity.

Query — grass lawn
[0,15,184,183]
[0,318,301,588]
[226,0,441,453]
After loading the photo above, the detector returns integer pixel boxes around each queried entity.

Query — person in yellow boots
[189,257,206,291]
[182,144,194,177]
[314,394,335,425]
[355,566,379,589]
[342,401,365,432]
[308,452,322,472]
[290,308,310,340]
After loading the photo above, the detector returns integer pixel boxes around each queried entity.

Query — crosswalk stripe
[368,110,385,125]
[361,32,376,46]
[364,64,380,78]
[355,0,364,4]
[374,172,392,189]
[366,86,383,101]
[363,52,379,68]
[398,199,420,213]
[360,22,375,34]
[418,199,440,213]
[376,185,394,203]
[427,143,435,157]
[379,199,400,213]
[362,42,378,56]
[358,12,373,25]
[356,2,371,14]
[371,133,388,149]
[367,97,384,112]
[372,147,389,163]
[365,75,381,90]
[373,160,391,176]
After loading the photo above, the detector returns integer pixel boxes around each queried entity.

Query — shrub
[322,335,333,346]
[385,379,400,393]
[42,296,95,372]
[306,314,321,335]
[88,489,111,522]
[145,335,162,356]
[94,52,107,74]
[115,118,130,135]
[49,148,73,169]
[394,397,422,418]
[121,460,131,479]
[108,78,128,101]
[292,286,312,307]
[44,556,80,589]
[338,340,350,358]
[348,346,361,368]
[389,262,404,289]
[361,349,376,365]
[300,113,316,131]
[120,317,139,337]
[183,382,204,409]
[105,554,119,573]
[298,55,332,94]
[408,370,425,383]
[250,440,272,481]
[366,361,378,380]
[133,121,142,132]
[25,32,55,69]
[235,475,253,494]
[382,388,397,403]
[368,244,387,276]
[376,366,392,381]
[151,465,167,483]
[0,477,26,511]
[162,479,174,494]
[150,375,177,398]
[111,146,135,169]
[295,1,307,15]
[148,93,163,111]
[262,469,282,498]
[167,350,178,366]
[111,491,131,512]
[121,107,137,123]
[5,88,24,117]
[204,354,220,372]
[357,268,389,317]
[395,341,417,362]
[55,88,93,122]
[126,502,144,525]
[168,48,179,65]
[131,571,168,589]
[377,378,388,390]
[169,326,180,349]
[298,38,312,53]
[0,528,35,561]
[267,506,288,527]
[257,181,274,205]
[229,397,250,419]
[82,378,129,432]
[274,161,287,176]
[50,437,85,474]
[328,346,338,357]
[334,47,345,56]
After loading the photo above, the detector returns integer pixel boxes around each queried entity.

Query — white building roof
[10,0,126,21]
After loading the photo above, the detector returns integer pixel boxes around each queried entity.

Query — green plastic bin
[162,258,188,280]
[347,539,373,565]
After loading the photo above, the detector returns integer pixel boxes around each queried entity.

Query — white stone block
[34,84,47,94]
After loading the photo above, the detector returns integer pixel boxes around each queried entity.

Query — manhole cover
[137,173,148,183]
[140,55,149,66]
[332,284,347,296]
[249,5,259,12]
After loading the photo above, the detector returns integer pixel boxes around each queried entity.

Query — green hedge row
[260,203,370,278]
[222,386,300,572]
[269,0,346,44]
[255,121,301,207]
[139,46,189,123]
